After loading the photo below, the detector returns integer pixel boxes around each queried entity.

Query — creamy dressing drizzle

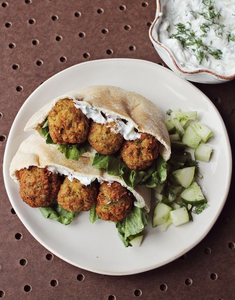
[158,0,235,73]
[73,100,141,140]
[47,166,96,185]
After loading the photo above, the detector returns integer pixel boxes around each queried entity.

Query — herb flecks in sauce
[170,22,222,63]
[158,0,235,72]
[170,0,223,63]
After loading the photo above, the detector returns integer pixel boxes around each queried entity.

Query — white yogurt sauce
[47,166,97,185]
[158,0,235,73]
[73,100,140,140]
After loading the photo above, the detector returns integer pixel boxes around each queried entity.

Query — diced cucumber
[191,122,213,142]
[154,184,164,194]
[172,166,195,188]
[160,218,172,231]
[182,125,201,149]
[129,234,144,247]
[152,202,172,227]
[171,202,181,210]
[180,182,206,205]
[167,192,177,202]
[154,192,163,202]
[170,133,181,141]
[165,118,175,133]
[153,185,167,202]
[171,111,197,121]
[195,143,213,162]
[172,118,185,136]
[170,111,197,128]
[170,206,190,226]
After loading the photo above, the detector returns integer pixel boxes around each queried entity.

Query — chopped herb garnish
[227,32,235,42]
[171,22,222,63]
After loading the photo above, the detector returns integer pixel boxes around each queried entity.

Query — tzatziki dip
[158,0,235,73]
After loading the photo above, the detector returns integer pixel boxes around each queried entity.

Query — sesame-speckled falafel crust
[96,181,134,222]
[48,98,90,145]
[120,133,159,171]
[17,166,61,208]
[57,177,98,213]
[88,121,124,155]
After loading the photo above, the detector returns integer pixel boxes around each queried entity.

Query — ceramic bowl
[149,0,235,84]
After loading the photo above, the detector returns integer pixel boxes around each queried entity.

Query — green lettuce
[89,204,100,223]
[92,153,167,189]
[89,204,148,247]
[39,201,76,225]
[116,206,149,247]
[57,143,90,160]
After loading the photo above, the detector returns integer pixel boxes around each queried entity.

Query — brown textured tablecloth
[1,1,234,299]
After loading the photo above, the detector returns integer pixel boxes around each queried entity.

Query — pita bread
[10,133,151,212]
[24,85,171,161]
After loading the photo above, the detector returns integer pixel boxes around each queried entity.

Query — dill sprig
[227,32,235,42]
[170,22,222,63]
[199,0,222,22]
[170,0,225,64]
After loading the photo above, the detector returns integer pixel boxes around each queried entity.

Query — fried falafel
[88,121,123,155]
[120,132,159,171]
[17,166,62,208]
[96,181,134,222]
[57,177,99,213]
[48,98,90,145]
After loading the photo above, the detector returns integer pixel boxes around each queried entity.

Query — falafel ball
[48,98,90,145]
[17,166,62,208]
[57,177,99,213]
[96,181,134,222]
[120,132,159,171]
[88,121,123,155]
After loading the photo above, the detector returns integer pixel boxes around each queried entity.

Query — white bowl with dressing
[149,0,235,84]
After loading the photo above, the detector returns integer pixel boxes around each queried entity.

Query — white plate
[3,58,232,276]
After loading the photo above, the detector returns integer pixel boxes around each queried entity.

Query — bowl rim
[149,0,235,81]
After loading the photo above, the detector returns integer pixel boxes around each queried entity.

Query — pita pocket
[24,85,171,161]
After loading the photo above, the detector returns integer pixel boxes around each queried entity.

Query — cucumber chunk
[152,202,172,227]
[171,202,181,210]
[180,182,206,204]
[160,218,172,231]
[165,118,175,133]
[129,234,144,247]
[154,184,164,194]
[195,143,213,162]
[192,122,213,142]
[154,192,163,202]
[171,111,197,121]
[182,125,201,149]
[170,133,181,141]
[172,166,195,188]
[172,118,185,136]
[170,206,190,226]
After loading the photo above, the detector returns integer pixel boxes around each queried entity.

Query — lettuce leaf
[89,204,100,223]
[116,206,148,247]
[57,143,90,160]
[39,201,76,225]
[92,153,167,189]
[89,204,148,247]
